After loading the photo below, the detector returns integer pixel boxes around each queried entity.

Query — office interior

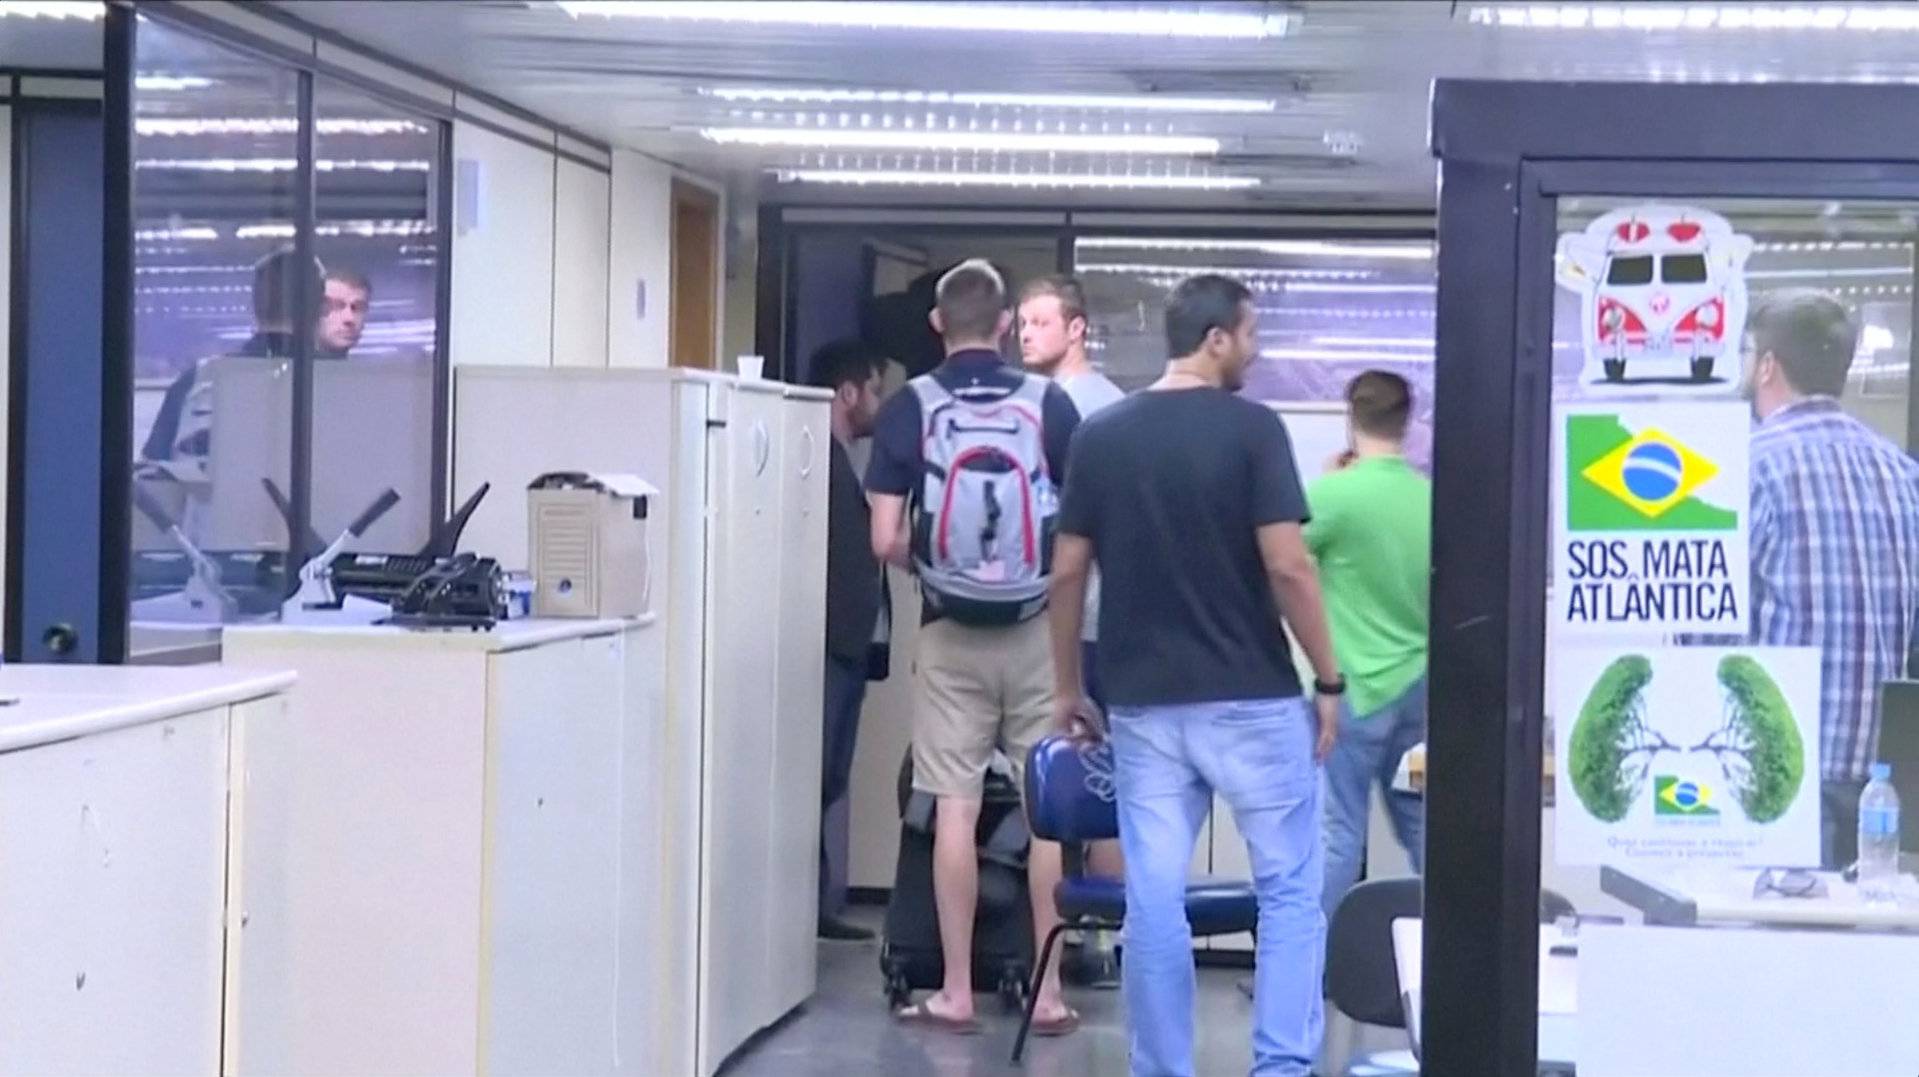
[3,3,1919,1076]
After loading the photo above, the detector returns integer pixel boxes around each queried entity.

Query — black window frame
[1428,78,1919,1077]
[101,2,459,658]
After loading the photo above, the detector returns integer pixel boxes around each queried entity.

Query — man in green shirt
[1307,371,1431,916]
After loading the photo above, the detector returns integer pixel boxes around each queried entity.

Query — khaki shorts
[912,615,1055,799]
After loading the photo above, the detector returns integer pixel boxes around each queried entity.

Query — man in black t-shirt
[810,338,888,942]
[1049,275,1343,1077]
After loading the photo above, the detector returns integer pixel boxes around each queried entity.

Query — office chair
[1011,735,1260,1063]
[1328,876,1577,1077]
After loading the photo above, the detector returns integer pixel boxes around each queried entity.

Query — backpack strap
[1007,372,1051,409]
[909,374,953,428]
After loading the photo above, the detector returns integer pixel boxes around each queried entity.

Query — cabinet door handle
[799,426,816,479]
[752,422,770,476]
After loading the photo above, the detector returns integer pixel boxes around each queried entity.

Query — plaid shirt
[1748,398,1919,782]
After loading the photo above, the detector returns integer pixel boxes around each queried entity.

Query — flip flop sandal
[893,1000,982,1036]
[1030,1007,1082,1038]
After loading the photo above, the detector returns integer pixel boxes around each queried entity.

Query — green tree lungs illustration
[1568,655,1670,822]
[1567,653,1806,825]
[1698,655,1806,824]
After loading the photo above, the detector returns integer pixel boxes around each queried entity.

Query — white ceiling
[226,1,1919,209]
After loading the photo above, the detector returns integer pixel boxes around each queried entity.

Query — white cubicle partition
[453,367,830,1075]
[222,618,654,1076]
[0,666,293,1077]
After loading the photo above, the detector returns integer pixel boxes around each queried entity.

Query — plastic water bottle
[1858,763,1901,904]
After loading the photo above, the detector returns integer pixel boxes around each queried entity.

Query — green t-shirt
[1305,455,1432,717]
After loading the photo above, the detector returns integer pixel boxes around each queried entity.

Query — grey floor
[723,907,1260,1077]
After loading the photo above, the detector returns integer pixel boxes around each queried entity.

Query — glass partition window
[126,20,447,647]
[1073,236,1437,468]
[130,20,302,634]
[310,79,441,554]
[1544,197,1919,927]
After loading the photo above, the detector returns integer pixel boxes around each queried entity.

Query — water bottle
[1858,763,1901,904]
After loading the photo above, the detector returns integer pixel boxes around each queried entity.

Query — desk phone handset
[385,553,507,630]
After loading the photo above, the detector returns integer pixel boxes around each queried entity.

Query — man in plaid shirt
[1741,290,1919,868]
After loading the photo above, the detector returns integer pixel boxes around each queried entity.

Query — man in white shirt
[1018,273,1126,986]
[1020,275,1125,681]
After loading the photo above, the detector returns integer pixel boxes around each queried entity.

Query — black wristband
[1314,677,1346,697]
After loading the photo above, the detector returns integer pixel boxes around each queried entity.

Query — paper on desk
[1539,943,1579,1015]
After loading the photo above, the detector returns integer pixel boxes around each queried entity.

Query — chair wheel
[997,973,1027,1014]
[885,974,910,1010]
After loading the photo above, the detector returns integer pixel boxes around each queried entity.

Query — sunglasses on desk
[1752,867,1828,900]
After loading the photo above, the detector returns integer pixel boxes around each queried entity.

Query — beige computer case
[527,472,656,619]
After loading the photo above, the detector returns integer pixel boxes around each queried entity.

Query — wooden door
[669,179,719,370]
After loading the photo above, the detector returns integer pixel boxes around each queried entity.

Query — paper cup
[737,354,766,380]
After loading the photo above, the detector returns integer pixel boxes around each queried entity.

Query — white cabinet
[221,618,649,1076]
[770,387,830,1012]
[0,666,293,1077]
[451,367,830,1076]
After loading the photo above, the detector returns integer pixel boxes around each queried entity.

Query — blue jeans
[1109,698,1325,1077]
[819,655,868,916]
[1321,678,1426,918]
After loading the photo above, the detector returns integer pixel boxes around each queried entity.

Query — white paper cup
[737,354,766,380]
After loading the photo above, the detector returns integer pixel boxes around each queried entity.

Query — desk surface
[1602,864,1919,930]
[225,614,655,655]
[0,664,294,752]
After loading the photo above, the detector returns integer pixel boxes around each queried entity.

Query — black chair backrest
[1327,877,1422,1028]
[1328,878,1581,1029]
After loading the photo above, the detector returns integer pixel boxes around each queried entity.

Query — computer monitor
[198,356,435,554]
[1874,680,1919,853]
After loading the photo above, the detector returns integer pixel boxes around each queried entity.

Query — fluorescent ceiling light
[0,1,103,19]
[1285,281,1437,294]
[135,158,432,173]
[135,226,219,242]
[702,126,1218,155]
[1077,262,1375,281]
[1312,335,1436,348]
[556,1,1290,37]
[136,75,216,91]
[1744,265,1912,279]
[1078,236,1435,260]
[776,168,1259,191]
[137,118,430,137]
[703,86,1277,113]
[1262,348,1435,363]
[1463,4,1919,31]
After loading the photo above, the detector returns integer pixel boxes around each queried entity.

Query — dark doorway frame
[1427,78,1919,1077]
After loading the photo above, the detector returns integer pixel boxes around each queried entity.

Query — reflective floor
[723,907,1259,1077]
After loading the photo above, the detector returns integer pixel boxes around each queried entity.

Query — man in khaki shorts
[867,259,1083,1036]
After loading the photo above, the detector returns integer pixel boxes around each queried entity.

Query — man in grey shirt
[1018,274,1127,984]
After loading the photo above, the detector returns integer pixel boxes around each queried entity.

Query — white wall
[452,127,731,373]
[721,183,759,365]
[605,150,744,371]
[450,121,557,368]
[553,159,612,368]
[606,149,674,369]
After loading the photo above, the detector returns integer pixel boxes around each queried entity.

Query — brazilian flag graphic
[1566,415,1738,532]
[1655,776,1719,816]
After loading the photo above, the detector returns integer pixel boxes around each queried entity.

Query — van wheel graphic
[1603,359,1627,383]
[1689,356,1715,383]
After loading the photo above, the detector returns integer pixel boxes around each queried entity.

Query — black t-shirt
[825,438,881,665]
[1058,388,1309,708]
